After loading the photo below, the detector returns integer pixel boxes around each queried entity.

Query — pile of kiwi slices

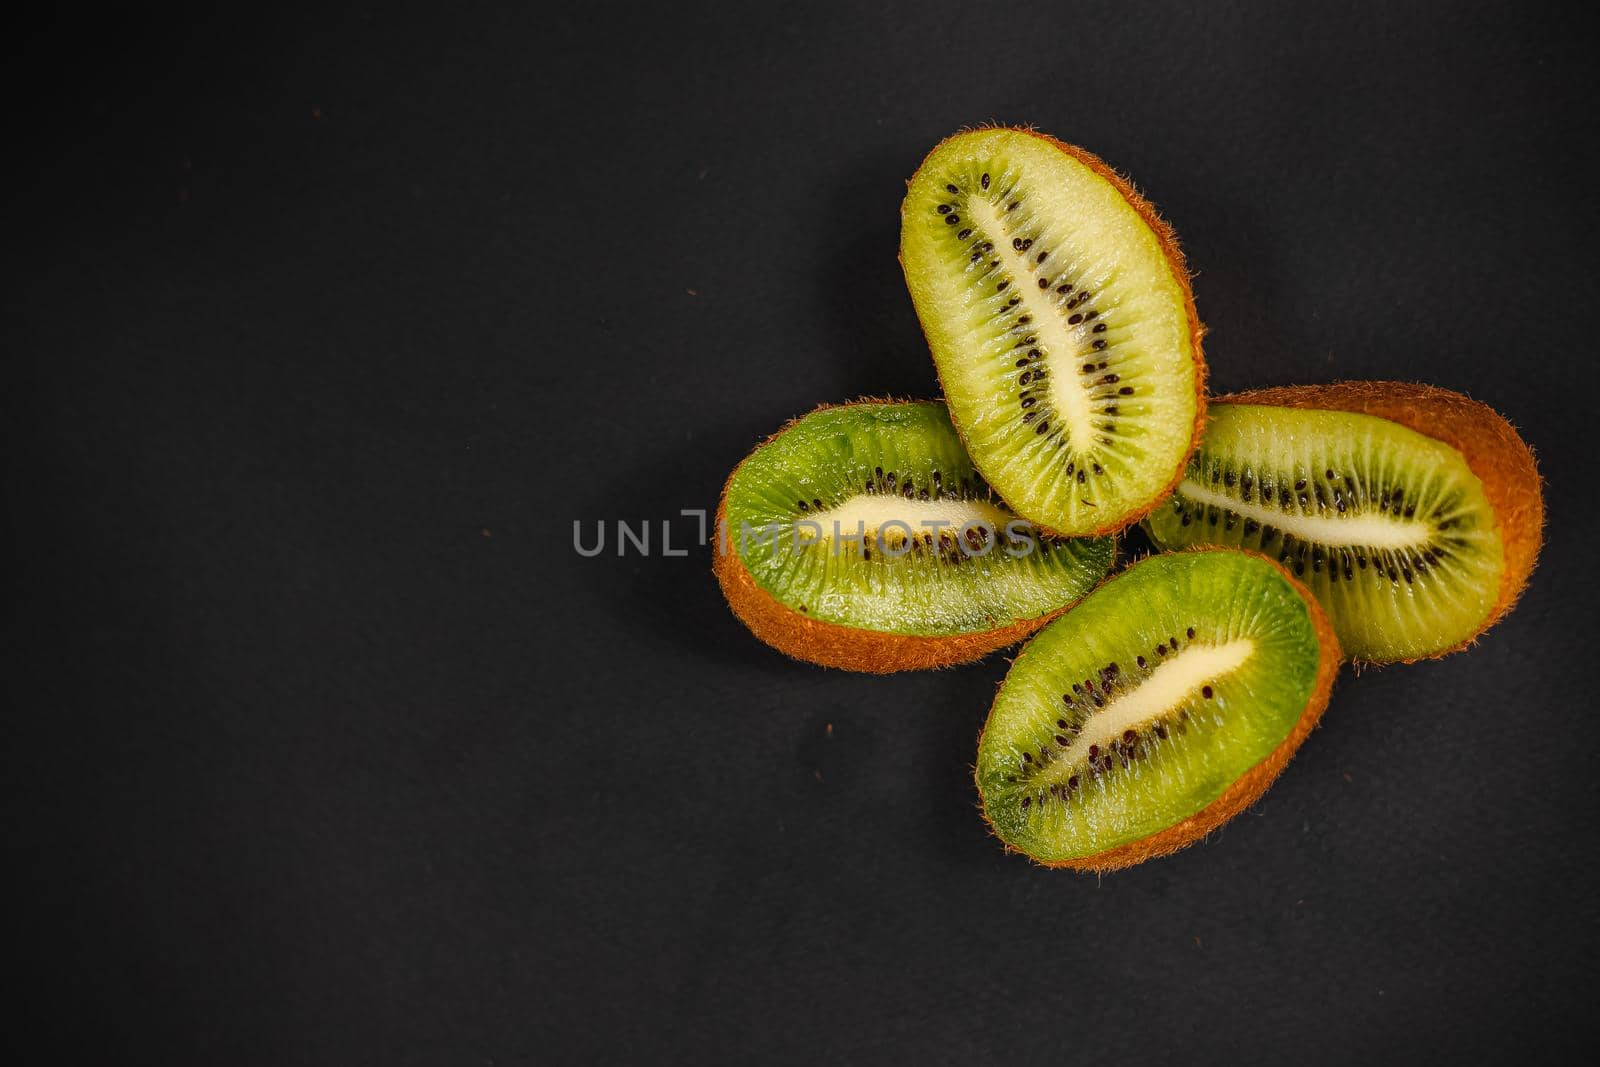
[714,126,1544,871]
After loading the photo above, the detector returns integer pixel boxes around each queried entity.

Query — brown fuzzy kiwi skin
[711,399,1112,674]
[899,126,1208,539]
[975,547,1342,873]
[1222,381,1544,663]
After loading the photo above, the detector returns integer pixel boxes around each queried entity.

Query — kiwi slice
[899,127,1205,537]
[714,400,1114,672]
[1143,382,1544,663]
[976,549,1339,870]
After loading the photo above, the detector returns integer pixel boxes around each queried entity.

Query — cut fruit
[1143,382,1543,663]
[899,127,1205,537]
[976,549,1339,870]
[714,400,1114,672]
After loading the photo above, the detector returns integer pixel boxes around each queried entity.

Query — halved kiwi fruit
[976,549,1339,870]
[1143,382,1543,663]
[714,400,1114,672]
[900,127,1206,537]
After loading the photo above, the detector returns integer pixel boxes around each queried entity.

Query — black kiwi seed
[981,173,990,189]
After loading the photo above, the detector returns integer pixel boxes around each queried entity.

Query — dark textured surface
[7,2,1596,1062]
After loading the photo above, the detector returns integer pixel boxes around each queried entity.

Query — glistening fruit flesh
[900,127,1205,537]
[714,400,1114,672]
[976,549,1339,870]
[1143,382,1542,663]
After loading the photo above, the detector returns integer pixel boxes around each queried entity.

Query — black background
[8,2,1598,1062]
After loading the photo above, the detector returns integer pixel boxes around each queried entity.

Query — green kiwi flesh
[900,128,1202,536]
[1143,403,1505,662]
[721,401,1113,637]
[977,550,1330,867]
